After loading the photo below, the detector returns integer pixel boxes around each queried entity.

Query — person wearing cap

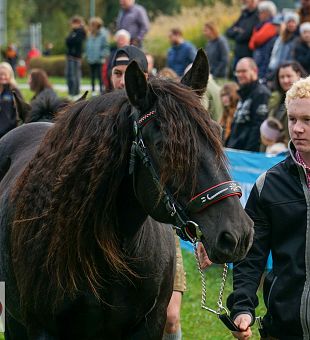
[227,76,310,339]
[116,0,149,47]
[103,29,131,92]
[110,45,148,89]
[293,22,310,75]
[268,12,300,76]
[110,45,186,340]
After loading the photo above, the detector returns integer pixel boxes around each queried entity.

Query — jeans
[89,63,103,93]
[66,58,81,96]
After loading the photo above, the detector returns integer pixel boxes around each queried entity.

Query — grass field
[0,249,266,340]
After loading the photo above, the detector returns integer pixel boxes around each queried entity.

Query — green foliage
[7,0,36,44]
[40,10,68,54]
[28,55,90,77]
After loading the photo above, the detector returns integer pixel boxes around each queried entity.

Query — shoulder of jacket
[255,172,267,197]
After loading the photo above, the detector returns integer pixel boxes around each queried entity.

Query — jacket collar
[238,80,259,100]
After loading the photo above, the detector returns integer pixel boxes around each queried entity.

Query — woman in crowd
[27,68,60,123]
[85,16,109,95]
[219,82,240,146]
[268,60,307,143]
[268,12,300,77]
[0,62,23,138]
[203,21,230,79]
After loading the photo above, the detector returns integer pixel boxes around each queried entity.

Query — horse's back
[0,122,52,189]
[0,122,52,323]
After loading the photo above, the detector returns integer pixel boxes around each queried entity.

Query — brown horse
[0,50,253,339]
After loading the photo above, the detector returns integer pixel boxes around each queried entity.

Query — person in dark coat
[203,21,230,79]
[293,22,310,75]
[0,62,24,138]
[65,15,86,99]
[226,0,259,69]
[226,57,270,151]
[26,68,62,123]
[227,75,310,340]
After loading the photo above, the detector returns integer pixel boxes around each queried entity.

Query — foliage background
[6,0,236,55]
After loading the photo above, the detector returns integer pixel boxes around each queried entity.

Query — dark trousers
[66,57,81,96]
[89,63,103,93]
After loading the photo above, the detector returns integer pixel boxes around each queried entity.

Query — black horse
[0,50,253,339]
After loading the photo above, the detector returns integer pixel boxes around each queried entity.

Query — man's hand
[197,242,212,269]
[232,314,252,340]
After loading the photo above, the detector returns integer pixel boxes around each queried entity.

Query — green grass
[0,250,265,339]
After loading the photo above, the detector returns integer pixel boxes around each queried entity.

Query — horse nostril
[216,231,237,253]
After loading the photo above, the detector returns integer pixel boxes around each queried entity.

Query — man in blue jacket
[166,28,197,77]
[228,75,310,339]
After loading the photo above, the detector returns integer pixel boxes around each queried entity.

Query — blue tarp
[181,148,287,269]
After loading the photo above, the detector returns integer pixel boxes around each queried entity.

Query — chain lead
[193,242,228,315]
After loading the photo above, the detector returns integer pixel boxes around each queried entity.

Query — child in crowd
[260,117,288,154]
[219,82,240,146]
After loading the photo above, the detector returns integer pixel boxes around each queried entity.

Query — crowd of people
[2,0,310,339]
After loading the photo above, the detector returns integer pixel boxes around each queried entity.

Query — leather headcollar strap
[187,181,242,213]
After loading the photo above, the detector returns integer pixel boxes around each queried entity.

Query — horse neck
[116,175,148,239]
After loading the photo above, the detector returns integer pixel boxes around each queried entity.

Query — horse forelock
[11,79,224,317]
[149,78,224,197]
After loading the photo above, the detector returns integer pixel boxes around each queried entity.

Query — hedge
[28,55,90,77]
[28,54,168,77]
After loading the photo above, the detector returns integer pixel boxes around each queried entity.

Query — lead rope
[193,242,241,332]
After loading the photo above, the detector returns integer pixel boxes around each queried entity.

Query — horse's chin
[201,237,249,264]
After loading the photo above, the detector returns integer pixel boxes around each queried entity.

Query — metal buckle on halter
[184,221,203,243]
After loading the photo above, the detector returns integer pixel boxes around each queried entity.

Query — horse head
[125,49,253,263]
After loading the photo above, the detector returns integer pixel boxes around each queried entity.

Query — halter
[129,109,242,243]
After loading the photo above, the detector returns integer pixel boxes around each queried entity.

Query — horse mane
[11,78,223,317]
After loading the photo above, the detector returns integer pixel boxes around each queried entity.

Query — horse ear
[13,91,32,122]
[181,48,209,97]
[75,91,88,102]
[125,60,156,112]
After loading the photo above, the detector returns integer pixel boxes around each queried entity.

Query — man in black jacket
[226,0,259,69]
[226,58,270,152]
[228,76,310,339]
